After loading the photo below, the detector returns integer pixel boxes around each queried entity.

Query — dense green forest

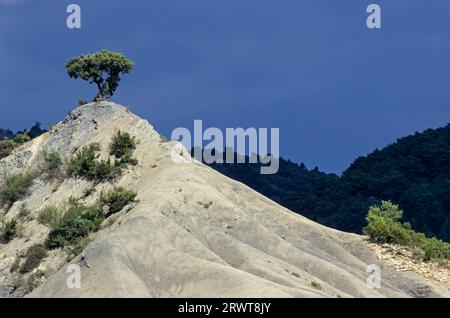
[207,124,450,243]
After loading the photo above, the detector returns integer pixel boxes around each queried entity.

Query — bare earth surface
[0,102,448,298]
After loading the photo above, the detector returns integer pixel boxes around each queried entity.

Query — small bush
[18,203,31,220]
[69,144,119,181]
[109,131,137,159]
[19,244,48,274]
[0,172,36,208]
[78,98,88,106]
[14,132,30,144]
[0,218,20,243]
[43,151,63,174]
[95,159,120,180]
[22,270,45,294]
[10,257,21,273]
[68,144,100,179]
[0,139,17,159]
[46,201,103,250]
[67,237,92,261]
[38,206,63,229]
[364,201,450,260]
[311,281,322,290]
[100,187,138,216]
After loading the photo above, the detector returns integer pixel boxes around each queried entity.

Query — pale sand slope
[1,102,448,298]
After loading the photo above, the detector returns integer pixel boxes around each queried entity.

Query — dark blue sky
[1,0,450,173]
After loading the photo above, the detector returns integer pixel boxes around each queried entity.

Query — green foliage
[68,144,118,181]
[208,123,450,243]
[78,98,88,106]
[19,244,48,274]
[65,50,134,100]
[109,131,137,159]
[0,172,36,208]
[18,203,31,220]
[21,270,45,294]
[10,257,20,273]
[38,206,63,229]
[364,201,450,260]
[14,131,30,144]
[0,139,17,159]
[100,187,138,216]
[46,201,103,250]
[0,218,20,242]
[43,151,63,171]
[67,237,92,261]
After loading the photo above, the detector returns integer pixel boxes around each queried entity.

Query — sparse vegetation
[18,203,31,220]
[42,151,63,177]
[0,218,20,243]
[67,237,92,261]
[100,187,138,216]
[19,244,48,274]
[0,139,17,159]
[78,98,88,106]
[68,144,118,181]
[110,131,137,158]
[22,270,45,293]
[10,257,20,273]
[68,133,138,182]
[0,172,36,208]
[311,281,322,290]
[38,206,63,229]
[109,131,138,165]
[364,201,450,260]
[46,200,103,250]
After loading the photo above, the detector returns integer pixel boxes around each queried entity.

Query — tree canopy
[207,123,450,243]
[65,50,134,101]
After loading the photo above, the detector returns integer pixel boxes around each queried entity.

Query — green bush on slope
[364,201,450,260]
[0,172,36,208]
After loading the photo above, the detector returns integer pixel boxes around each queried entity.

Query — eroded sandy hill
[0,102,448,298]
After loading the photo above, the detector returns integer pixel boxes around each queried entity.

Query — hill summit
[0,101,448,297]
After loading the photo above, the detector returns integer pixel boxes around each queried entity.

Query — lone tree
[65,50,134,101]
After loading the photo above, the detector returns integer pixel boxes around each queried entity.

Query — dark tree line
[206,123,450,242]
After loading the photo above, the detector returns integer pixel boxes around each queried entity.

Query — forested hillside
[208,124,450,242]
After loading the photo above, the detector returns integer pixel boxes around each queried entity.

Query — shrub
[100,187,138,216]
[0,139,17,159]
[46,201,103,249]
[43,151,63,172]
[67,237,92,261]
[10,257,21,273]
[14,132,30,144]
[78,98,88,106]
[364,201,450,260]
[95,159,120,180]
[22,270,45,294]
[19,244,48,274]
[109,131,137,159]
[18,203,31,220]
[0,172,36,208]
[0,218,20,242]
[38,206,63,229]
[68,144,100,179]
[69,144,119,181]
